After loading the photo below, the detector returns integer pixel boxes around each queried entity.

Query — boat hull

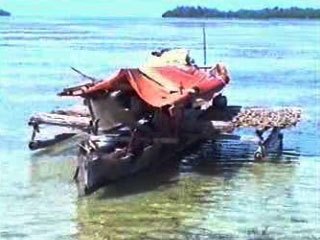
[75,141,169,195]
[74,135,200,196]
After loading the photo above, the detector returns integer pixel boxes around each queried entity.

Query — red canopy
[64,66,228,108]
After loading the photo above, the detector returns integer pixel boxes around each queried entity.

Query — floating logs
[232,107,301,129]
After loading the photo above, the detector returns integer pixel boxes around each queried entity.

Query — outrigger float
[28,49,301,195]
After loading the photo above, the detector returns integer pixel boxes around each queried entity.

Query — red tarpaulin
[64,66,228,108]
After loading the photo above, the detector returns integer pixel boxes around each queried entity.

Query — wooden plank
[29,112,90,129]
[29,133,76,150]
[51,107,90,117]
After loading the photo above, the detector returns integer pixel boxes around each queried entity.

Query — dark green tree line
[162,6,320,19]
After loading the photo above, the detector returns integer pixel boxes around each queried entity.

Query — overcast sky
[1,0,320,17]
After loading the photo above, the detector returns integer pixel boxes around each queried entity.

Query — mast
[202,23,207,66]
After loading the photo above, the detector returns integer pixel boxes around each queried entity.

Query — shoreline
[162,16,320,20]
[162,6,320,20]
[2,15,320,22]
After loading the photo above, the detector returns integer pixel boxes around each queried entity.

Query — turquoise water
[0,17,319,239]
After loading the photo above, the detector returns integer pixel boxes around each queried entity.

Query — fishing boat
[28,49,301,195]
[58,50,236,195]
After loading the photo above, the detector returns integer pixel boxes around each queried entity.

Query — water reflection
[29,137,81,184]
[75,139,302,239]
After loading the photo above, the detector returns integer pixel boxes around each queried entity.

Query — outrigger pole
[202,23,207,66]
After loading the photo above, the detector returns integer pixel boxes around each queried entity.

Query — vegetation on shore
[162,6,320,19]
[0,9,11,16]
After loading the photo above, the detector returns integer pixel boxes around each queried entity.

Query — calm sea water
[0,16,319,239]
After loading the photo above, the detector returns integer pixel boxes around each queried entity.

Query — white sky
[0,0,319,17]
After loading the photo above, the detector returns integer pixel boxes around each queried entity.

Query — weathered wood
[254,127,283,160]
[263,127,283,151]
[29,133,76,150]
[29,112,90,129]
[58,82,95,96]
[51,107,89,117]
[28,106,301,152]
[70,104,301,195]
[75,132,202,196]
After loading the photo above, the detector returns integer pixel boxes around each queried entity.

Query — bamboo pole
[202,24,207,66]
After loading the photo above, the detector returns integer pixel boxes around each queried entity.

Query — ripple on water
[72,138,318,239]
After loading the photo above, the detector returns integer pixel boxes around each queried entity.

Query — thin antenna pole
[202,23,207,66]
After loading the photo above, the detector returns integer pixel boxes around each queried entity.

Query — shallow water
[0,17,319,239]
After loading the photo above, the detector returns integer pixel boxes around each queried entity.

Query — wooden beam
[29,133,76,150]
[29,113,90,129]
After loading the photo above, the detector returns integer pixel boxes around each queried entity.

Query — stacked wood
[232,107,301,129]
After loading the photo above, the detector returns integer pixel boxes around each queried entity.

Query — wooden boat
[57,57,235,195]
[27,50,301,195]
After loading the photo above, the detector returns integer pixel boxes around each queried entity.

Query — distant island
[162,6,320,19]
[0,9,11,16]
